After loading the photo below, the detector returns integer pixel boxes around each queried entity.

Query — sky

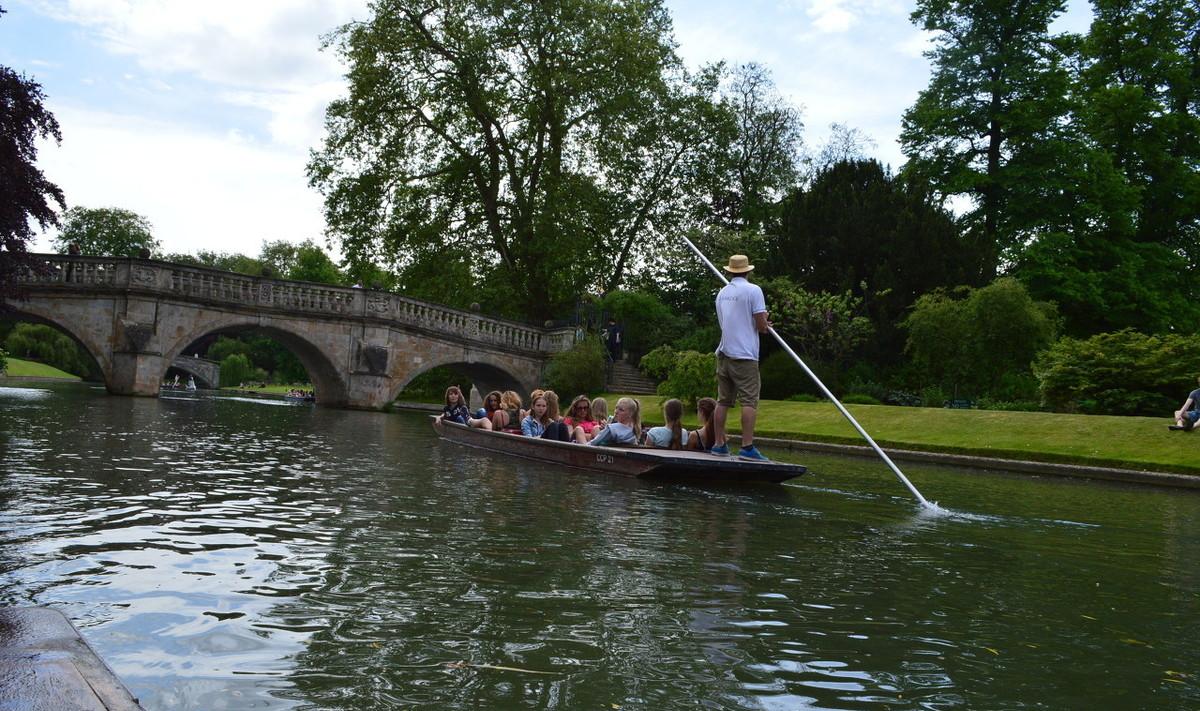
[0,0,1095,258]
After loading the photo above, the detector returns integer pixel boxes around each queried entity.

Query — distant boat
[432,417,805,484]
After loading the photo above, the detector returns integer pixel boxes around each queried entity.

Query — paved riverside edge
[0,607,144,710]
[741,435,1200,490]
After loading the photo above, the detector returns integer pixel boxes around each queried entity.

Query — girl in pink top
[563,394,600,441]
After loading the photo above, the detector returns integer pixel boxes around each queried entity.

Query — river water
[1,382,1197,709]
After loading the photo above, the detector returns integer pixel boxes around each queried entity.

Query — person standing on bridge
[711,254,770,461]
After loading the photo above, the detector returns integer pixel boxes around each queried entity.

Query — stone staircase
[606,360,658,395]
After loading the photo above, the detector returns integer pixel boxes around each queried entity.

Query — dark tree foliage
[0,5,65,307]
[767,159,984,362]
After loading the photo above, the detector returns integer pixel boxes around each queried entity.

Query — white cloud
[808,0,857,33]
[33,104,328,257]
[26,0,364,149]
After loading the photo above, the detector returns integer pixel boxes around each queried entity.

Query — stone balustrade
[18,255,574,353]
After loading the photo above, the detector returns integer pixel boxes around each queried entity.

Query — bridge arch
[388,358,534,406]
[163,317,349,407]
[1,302,108,384]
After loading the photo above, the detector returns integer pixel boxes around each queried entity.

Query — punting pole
[681,235,933,508]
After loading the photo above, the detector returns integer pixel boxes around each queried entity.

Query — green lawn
[1,357,80,380]
[609,392,1198,475]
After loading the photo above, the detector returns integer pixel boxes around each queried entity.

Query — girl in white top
[588,397,640,447]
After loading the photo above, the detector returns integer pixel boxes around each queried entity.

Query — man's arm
[754,311,770,333]
[1176,397,1195,417]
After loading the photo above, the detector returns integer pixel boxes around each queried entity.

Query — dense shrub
[638,345,676,380]
[656,350,717,407]
[786,393,820,402]
[671,324,720,354]
[545,338,606,397]
[3,323,97,378]
[975,398,1042,412]
[1035,330,1200,415]
[601,290,686,364]
[0,346,7,374]
[841,393,882,405]
[904,278,1057,398]
[759,350,807,399]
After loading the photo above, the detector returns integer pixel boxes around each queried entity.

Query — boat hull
[432,418,805,484]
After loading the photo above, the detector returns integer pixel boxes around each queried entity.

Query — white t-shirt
[646,425,690,448]
[715,277,767,361]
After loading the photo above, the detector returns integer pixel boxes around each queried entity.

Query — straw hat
[724,254,754,273]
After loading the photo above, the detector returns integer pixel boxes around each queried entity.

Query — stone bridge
[169,355,220,390]
[4,255,576,409]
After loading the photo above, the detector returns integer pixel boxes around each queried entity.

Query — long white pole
[682,236,932,508]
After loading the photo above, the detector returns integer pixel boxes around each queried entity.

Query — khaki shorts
[716,353,760,408]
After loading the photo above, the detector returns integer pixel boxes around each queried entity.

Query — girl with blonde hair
[587,397,641,447]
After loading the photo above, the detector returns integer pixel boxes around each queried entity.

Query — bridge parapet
[20,255,575,353]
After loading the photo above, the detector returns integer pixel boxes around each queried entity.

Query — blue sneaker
[709,443,730,456]
[738,445,770,462]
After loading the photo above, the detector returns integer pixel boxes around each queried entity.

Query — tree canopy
[308,0,733,319]
[53,207,160,258]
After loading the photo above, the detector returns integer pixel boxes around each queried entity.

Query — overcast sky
[1,0,1093,257]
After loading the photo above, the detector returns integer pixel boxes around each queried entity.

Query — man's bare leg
[740,406,757,448]
[714,403,729,447]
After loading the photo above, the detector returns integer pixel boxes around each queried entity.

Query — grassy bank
[1,357,80,380]
[610,392,1198,476]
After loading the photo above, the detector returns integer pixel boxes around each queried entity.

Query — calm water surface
[1,382,1197,709]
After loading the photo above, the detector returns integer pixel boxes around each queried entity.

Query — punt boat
[432,417,806,484]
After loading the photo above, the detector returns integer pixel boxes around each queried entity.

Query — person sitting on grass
[521,394,551,437]
[468,390,502,430]
[587,397,641,447]
[646,398,688,450]
[440,385,471,425]
[1170,376,1200,431]
[686,397,717,452]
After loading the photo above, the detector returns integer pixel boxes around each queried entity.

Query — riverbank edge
[0,374,81,383]
[401,403,1199,489]
[743,435,1200,490]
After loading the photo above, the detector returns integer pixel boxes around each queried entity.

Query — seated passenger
[541,390,573,441]
[686,397,717,452]
[563,395,599,440]
[588,397,641,447]
[468,391,502,430]
[646,398,688,450]
[491,390,523,431]
[521,394,550,437]
[440,385,471,425]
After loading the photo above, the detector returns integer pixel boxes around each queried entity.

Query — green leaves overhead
[309,0,722,319]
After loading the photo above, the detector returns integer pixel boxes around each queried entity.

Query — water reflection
[0,383,1197,709]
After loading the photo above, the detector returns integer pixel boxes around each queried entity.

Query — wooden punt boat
[432,417,806,484]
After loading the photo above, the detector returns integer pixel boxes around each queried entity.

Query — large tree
[0,4,65,306]
[308,0,721,320]
[53,207,160,258]
[900,0,1076,274]
[1076,0,1199,255]
[697,63,804,233]
[768,159,985,362]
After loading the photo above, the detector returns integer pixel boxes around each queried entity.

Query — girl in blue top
[440,385,471,425]
[588,397,641,447]
[521,394,550,437]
